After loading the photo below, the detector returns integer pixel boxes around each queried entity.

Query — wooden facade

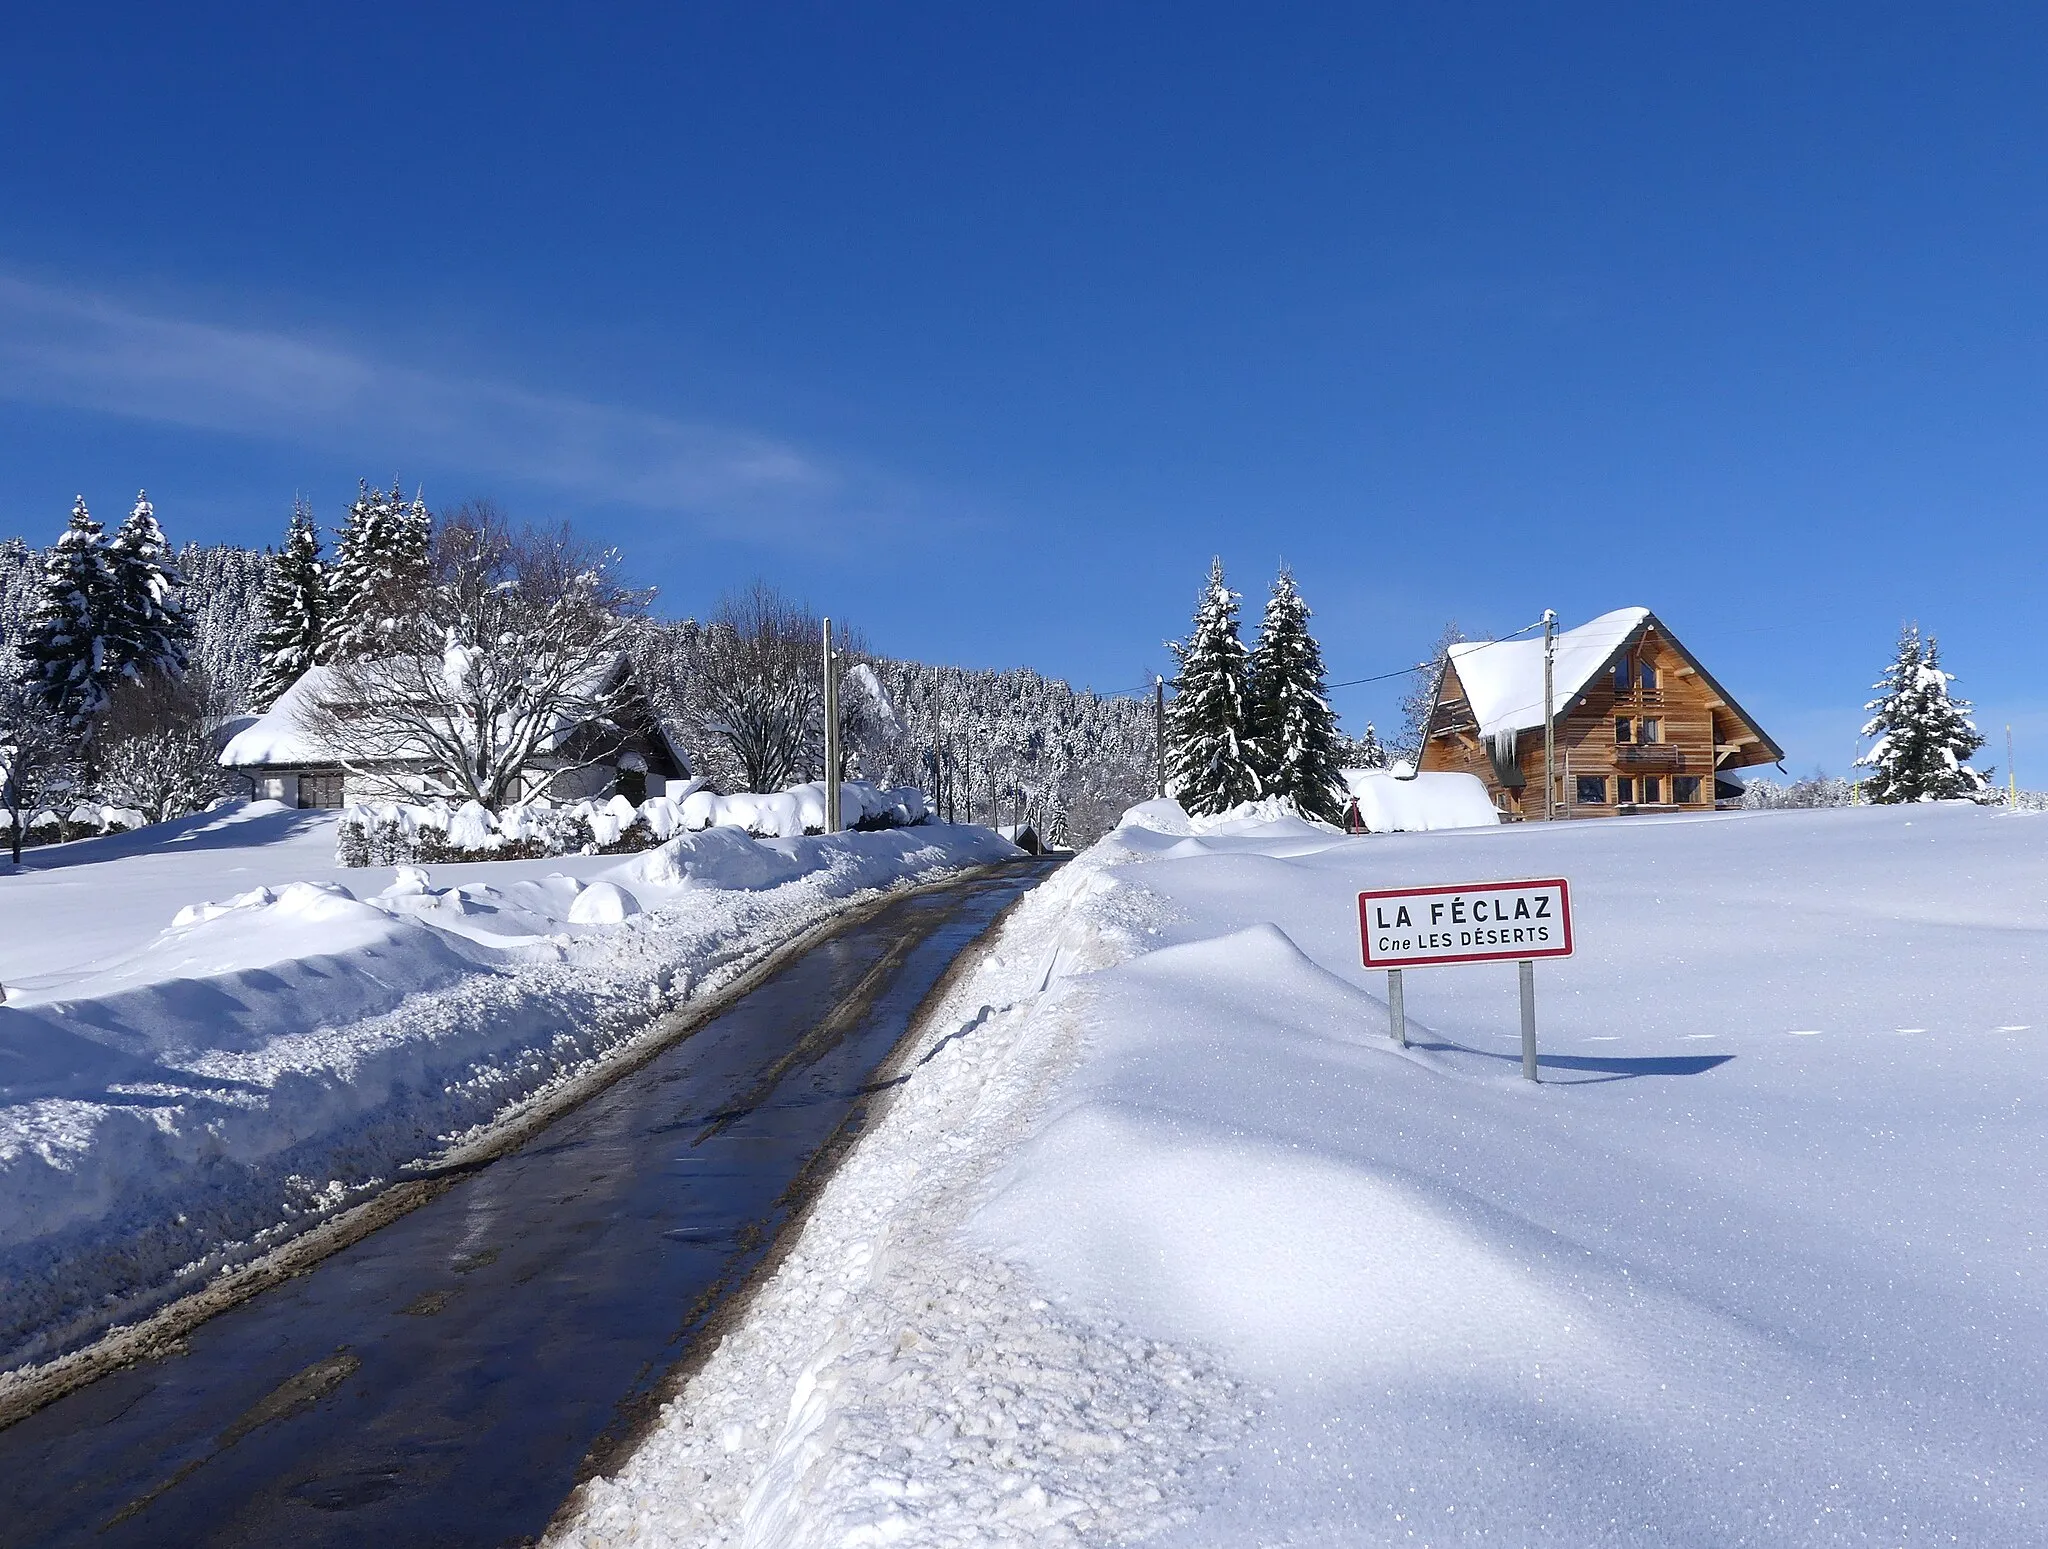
[1417,612,1781,819]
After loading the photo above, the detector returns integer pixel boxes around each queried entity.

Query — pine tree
[251,502,328,709]
[1341,722,1389,770]
[1163,558,1260,817]
[1855,625,1987,802]
[23,497,120,722]
[1245,568,1344,822]
[326,481,431,660]
[103,490,191,684]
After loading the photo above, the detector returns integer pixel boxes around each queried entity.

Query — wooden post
[822,618,841,833]
[1154,676,1166,798]
[1541,609,1557,821]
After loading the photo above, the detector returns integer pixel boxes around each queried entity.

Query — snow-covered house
[219,655,690,809]
[1418,607,1782,818]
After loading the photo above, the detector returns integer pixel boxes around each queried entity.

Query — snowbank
[1341,766,1500,831]
[0,804,1016,1369]
[557,800,2048,1547]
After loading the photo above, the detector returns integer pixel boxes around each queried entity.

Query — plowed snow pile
[554,799,2048,1548]
[0,801,1014,1369]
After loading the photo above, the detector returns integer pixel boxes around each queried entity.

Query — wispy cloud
[0,275,888,536]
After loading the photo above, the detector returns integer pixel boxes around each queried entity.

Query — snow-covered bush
[334,781,930,865]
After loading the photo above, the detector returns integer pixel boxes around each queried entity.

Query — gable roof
[1440,607,1783,764]
[1445,607,1649,739]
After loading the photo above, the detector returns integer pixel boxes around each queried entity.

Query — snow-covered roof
[1340,769,1499,832]
[219,665,345,767]
[1444,607,1650,740]
[218,654,672,771]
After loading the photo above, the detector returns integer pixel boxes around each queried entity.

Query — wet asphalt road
[0,859,1055,1548]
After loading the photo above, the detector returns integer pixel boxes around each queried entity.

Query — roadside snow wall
[0,820,1009,1372]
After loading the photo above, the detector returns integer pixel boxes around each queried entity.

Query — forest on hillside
[0,531,1156,843]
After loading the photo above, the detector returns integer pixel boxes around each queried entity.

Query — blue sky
[4,4,2046,776]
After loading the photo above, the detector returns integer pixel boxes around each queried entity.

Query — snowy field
[0,802,1015,1370]
[555,798,2047,1548]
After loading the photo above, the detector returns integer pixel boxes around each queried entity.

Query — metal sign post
[1358,877,1574,1082]
[1519,958,1538,1080]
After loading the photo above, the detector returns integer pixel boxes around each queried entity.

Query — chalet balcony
[1613,743,1686,770]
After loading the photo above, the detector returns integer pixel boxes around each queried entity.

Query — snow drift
[556,796,2048,1548]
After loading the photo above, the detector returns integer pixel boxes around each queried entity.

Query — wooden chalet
[1417,607,1782,818]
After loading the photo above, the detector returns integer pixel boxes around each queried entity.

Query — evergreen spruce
[23,497,119,722]
[1855,625,1986,802]
[1341,722,1390,770]
[1245,568,1344,822]
[1163,558,1261,817]
[325,481,431,660]
[104,490,191,684]
[251,502,328,709]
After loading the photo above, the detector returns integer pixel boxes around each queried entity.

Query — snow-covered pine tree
[103,490,191,684]
[1163,558,1261,817]
[325,481,431,660]
[251,502,328,709]
[1340,722,1389,770]
[23,497,119,722]
[1245,567,1344,822]
[1855,625,1987,802]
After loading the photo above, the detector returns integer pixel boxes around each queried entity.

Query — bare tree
[307,504,643,809]
[1394,619,1465,766]
[1,674,82,863]
[94,670,232,823]
[656,582,878,794]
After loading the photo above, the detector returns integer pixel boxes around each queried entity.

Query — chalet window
[1641,776,1662,803]
[1614,716,1632,743]
[1638,718,1660,743]
[1640,662,1658,692]
[1674,775,1702,804]
[1613,659,1632,694]
[1576,775,1607,804]
[1616,776,1635,804]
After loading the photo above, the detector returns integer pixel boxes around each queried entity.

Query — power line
[1324,617,1551,691]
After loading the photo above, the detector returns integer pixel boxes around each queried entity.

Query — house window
[1616,776,1635,804]
[1640,662,1658,692]
[1613,659,1632,694]
[1638,718,1660,743]
[1576,775,1607,804]
[300,772,345,810]
[1675,775,1702,804]
[1641,776,1662,803]
[1614,716,1633,743]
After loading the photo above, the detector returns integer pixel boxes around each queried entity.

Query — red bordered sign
[1358,877,1574,969]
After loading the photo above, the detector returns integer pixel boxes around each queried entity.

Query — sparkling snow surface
[0,801,1014,1366]
[556,799,2048,1548]
[1447,605,1648,738]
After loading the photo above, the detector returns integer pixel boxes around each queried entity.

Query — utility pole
[822,618,841,833]
[1154,676,1166,798]
[1541,609,1557,821]
[2009,724,2017,809]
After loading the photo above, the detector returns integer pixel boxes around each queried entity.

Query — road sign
[1358,877,1573,970]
